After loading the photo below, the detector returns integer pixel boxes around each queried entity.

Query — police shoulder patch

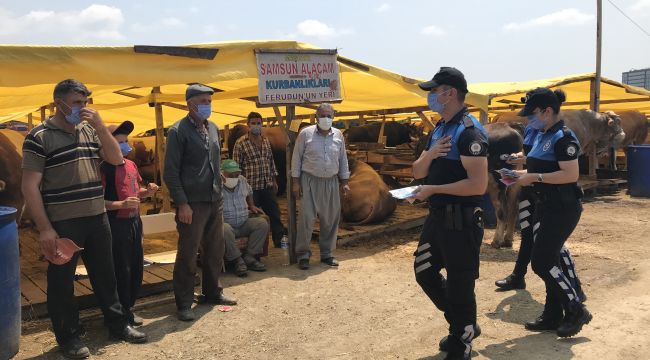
[469,141,483,155]
[566,144,577,157]
[542,140,552,152]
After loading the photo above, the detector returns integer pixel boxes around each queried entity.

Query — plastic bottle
[280,235,289,265]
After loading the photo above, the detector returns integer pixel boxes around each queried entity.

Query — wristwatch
[537,173,544,183]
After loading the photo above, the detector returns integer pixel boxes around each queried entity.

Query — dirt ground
[15,188,650,360]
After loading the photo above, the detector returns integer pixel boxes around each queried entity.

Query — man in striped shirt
[22,79,147,359]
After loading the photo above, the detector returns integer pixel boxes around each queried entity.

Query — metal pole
[285,105,298,264]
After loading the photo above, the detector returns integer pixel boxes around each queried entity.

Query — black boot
[557,304,592,337]
[495,273,526,290]
[441,334,471,360]
[439,324,481,352]
[525,315,562,331]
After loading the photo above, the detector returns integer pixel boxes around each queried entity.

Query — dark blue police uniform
[527,120,586,321]
[414,108,488,356]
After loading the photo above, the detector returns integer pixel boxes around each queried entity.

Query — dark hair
[247,111,263,122]
[53,79,91,100]
[550,89,566,114]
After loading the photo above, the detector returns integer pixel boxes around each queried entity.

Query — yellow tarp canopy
[0,40,489,135]
[468,73,650,118]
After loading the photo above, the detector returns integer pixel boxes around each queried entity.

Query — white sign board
[255,49,342,105]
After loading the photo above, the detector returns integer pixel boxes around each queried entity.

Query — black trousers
[414,207,483,342]
[253,187,285,245]
[48,213,126,345]
[174,201,225,310]
[108,216,143,320]
[530,200,583,314]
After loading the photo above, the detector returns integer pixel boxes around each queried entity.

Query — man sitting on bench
[221,159,269,277]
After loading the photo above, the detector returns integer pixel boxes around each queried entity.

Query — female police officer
[505,88,592,337]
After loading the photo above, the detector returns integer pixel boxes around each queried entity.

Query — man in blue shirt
[291,103,350,270]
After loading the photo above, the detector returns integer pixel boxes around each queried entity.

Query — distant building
[622,68,650,90]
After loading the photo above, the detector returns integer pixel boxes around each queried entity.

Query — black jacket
[164,115,222,204]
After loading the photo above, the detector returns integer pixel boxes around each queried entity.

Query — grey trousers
[173,201,225,310]
[224,217,269,261]
[296,172,340,261]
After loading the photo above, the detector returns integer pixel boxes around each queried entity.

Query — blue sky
[0,0,649,83]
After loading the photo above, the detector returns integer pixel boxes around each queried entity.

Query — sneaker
[243,254,267,272]
[61,337,90,359]
[495,274,526,290]
[557,305,592,337]
[320,257,339,267]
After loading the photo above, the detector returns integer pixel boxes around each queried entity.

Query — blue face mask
[60,102,82,125]
[250,124,262,135]
[119,142,132,156]
[427,90,450,114]
[527,114,545,130]
[196,104,211,120]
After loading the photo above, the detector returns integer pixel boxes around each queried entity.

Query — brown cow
[616,110,649,146]
[484,123,523,248]
[341,158,397,224]
[0,129,26,221]
[494,109,626,156]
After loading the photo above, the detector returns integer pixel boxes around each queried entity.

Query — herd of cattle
[1,109,647,239]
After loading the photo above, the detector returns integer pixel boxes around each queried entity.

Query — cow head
[404,123,423,143]
[603,111,626,150]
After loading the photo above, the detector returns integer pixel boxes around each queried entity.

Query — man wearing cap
[220,159,269,277]
[291,103,350,270]
[164,83,237,322]
[411,68,488,360]
[22,79,147,358]
[101,120,159,327]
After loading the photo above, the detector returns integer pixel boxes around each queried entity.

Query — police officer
[504,88,591,337]
[495,123,587,301]
[412,67,488,360]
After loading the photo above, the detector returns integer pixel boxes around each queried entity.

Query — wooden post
[223,125,230,155]
[40,106,46,122]
[48,103,55,117]
[284,105,298,264]
[27,113,33,130]
[152,87,171,212]
[588,1,603,177]
[479,110,488,124]
[416,111,434,131]
[378,115,387,145]
[359,115,366,125]
[310,114,316,124]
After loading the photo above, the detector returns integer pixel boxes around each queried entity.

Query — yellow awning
[0,40,489,135]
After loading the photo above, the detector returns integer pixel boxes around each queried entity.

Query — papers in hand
[389,186,419,202]
[495,168,519,187]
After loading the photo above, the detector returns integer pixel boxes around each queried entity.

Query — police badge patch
[566,144,577,157]
[469,141,482,155]
[543,140,552,152]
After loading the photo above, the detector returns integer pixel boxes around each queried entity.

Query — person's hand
[39,228,58,260]
[340,183,351,197]
[516,173,537,186]
[80,108,104,128]
[506,152,526,166]
[250,205,265,215]
[122,196,140,209]
[412,185,435,201]
[424,136,452,159]
[146,183,159,196]
[178,203,193,224]
[292,182,301,199]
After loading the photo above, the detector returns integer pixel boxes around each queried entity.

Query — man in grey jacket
[164,84,237,322]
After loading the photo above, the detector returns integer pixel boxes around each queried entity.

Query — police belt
[530,183,583,205]
[429,203,483,231]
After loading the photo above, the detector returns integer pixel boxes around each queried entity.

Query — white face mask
[317,116,333,130]
[224,177,239,189]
